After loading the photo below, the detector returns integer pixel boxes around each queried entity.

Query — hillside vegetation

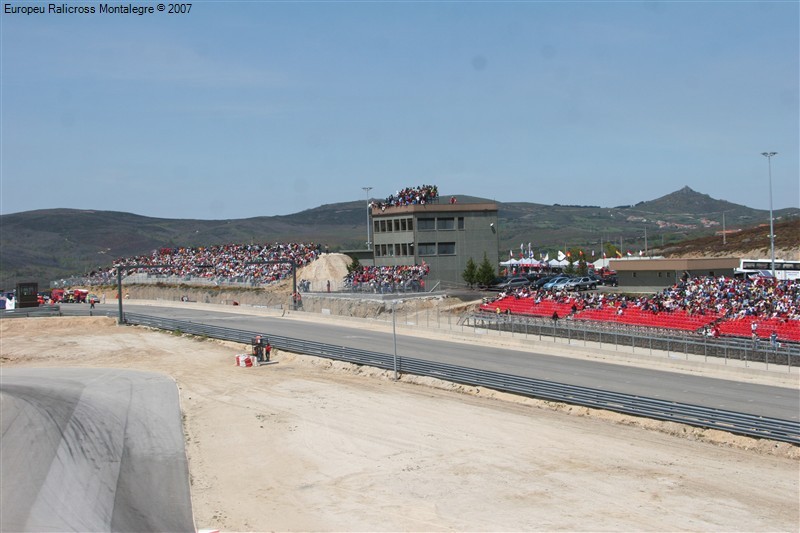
[1,187,797,288]
[654,218,799,259]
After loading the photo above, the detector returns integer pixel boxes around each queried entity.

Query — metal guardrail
[462,313,800,369]
[0,305,63,319]
[123,312,800,445]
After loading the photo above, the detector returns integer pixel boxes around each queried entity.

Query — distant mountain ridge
[1,187,797,288]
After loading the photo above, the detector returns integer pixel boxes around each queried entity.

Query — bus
[734,259,800,281]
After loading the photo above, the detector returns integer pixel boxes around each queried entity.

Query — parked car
[543,276,572,290]
[550,277,575,290]
[494,276,531,291]
[565,276,598,291]
[603,276,619,287]
[531,275,559,289]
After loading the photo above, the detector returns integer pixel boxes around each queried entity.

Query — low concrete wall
[91,284,291,308]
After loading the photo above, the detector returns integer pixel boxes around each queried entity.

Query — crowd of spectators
[344,264,430,292]
[86,242,322,285]
[489,275,799,322]
[642,276,798,321]
[372,184,439,211]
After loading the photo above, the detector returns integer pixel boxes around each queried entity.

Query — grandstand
[480,275,800,343]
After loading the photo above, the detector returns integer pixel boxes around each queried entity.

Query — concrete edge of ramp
[1,368,194,532]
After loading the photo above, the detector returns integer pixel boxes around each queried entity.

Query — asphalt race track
[0,368,194,532]
[114,303,800,422]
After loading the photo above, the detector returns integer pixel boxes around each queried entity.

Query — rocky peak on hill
[632,186,741,216]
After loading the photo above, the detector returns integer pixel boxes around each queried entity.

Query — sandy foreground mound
[1,317,798,532]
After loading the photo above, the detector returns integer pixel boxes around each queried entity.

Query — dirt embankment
[2,316,798,532]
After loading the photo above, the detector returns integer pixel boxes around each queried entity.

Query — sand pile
[295,253,352,291]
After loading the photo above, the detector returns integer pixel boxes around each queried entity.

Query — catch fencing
[461,312,800,370]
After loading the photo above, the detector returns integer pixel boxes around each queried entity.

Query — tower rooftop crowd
[372,184,439,211]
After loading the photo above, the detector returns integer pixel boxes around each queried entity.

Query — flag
[543,253,549,262]
[509,249,513,258]
[626,250,632,257]
[615,250,622,258]
[557,251,566,261]
[603,251,607,259]
[639,250,644,256]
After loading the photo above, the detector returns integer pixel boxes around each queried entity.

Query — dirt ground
[1,315,798,532]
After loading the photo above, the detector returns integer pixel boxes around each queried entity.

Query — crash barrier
[463,313,800,370]
[123,312,800,445]
[341,281,427,294]
[0,305,63,319]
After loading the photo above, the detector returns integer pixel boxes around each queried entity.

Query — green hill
[1,188,797,289]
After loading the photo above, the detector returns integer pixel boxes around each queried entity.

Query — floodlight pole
[644,227,648,256]
[116,264,172,324]
[392,299,399,380]
[117,267,124,324]
[363,186,373,250]
[761,152,777,279]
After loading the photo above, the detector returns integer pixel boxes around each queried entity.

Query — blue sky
[2,1,798,220]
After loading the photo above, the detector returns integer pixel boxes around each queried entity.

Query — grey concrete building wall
[371,203,499,286]
[611,258,740,288]
[617,270,680,288]
[618,268,736,288]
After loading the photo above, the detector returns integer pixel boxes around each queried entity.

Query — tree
[462,257,478,288]
[564,251,576,275]
[476,252,497,287]
[604,243,620,259]
[346,256,361,274]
